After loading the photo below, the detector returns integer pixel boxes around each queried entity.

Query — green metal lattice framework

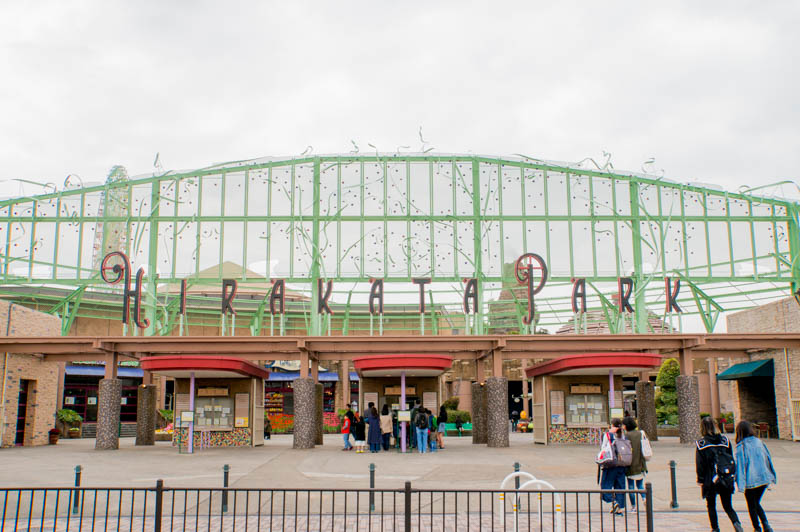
[1,153,798,336]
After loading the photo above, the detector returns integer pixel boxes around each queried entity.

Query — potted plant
[68,427,81,438]
[56,409,83,437]
[48,428,60,445]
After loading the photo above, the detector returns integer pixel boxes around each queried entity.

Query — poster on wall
[398,410,411,422]
[364,392,378,412]
[549,390,565,425]
[87,397,97,405]
[65,397,75,405]
[423,392,437,412]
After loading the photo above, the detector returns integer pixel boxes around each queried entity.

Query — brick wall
[0,301,62,447]
[727,297,800,440]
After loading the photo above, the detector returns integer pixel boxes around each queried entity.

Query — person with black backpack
[696,416,744,532]
[414,407,429,453]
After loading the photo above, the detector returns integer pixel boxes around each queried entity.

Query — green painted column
[310,158,322,336]
[145,180,160,336]
[629,181,648,333]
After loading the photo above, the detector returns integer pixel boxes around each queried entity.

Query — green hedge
[446,409,471,424]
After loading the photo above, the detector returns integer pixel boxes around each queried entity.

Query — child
[353,412,367,453]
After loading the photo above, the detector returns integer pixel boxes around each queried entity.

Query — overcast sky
[1,2,798,194]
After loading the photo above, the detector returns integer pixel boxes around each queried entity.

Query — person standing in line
[622,417,648,510]
[414,406,429,453]
[409,400,420,449]
[598,418,626,515]
[341,407,353,451]
[696,416,743,532]
[353,411,366,453]
[428,409,438,452]
[437,405,448,450]
[735,421,776,532]
[367,405,382,453]
[380,404,393,451]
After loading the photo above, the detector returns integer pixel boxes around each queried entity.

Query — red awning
[525,352,662,378]
[140,355,269,379]
[352,354,453,378]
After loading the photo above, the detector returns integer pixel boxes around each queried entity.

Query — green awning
[717,359,774,380]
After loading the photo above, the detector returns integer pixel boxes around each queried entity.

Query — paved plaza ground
[1,433,798,530]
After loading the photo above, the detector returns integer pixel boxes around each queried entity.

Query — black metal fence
[0,482,653,531]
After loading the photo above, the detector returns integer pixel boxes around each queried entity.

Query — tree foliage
[655,358,680,425]
[655,358,680,389]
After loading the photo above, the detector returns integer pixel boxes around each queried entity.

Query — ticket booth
[526,352,661,445]
[140,356,268,450]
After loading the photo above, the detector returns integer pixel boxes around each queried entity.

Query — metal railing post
[72,465,82,515]
[404,481,411,532]
[153,479,164,532]
[369,463,375,511]
[513,462,520,490]
[645,482,654,532]
[669,460,679,509]
[222,464,229,513]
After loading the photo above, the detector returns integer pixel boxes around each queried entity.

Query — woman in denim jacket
[735,421,776,532]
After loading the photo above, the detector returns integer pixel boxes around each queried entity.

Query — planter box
[657,426,679,437]
[68,429,81,439]
[155,433,173,442]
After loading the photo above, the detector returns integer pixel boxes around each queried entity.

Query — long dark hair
[370,406,379,418]
[381,404,389,415]
[700,416,718,438]
[736,421,755,443]
[439,405,448,422]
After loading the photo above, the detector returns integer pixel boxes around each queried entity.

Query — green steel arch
[1,153,798,336]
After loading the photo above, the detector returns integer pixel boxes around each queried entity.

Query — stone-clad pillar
[486,377,509,448]
[471,382,487,444]
[292,378,316,449]
[677,375,701,443]
[135,384,157,446]
[95,379,122,450]
[315,383,324,445]
[635,380,657,441]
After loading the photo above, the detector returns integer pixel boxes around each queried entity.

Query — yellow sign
[385,386,416,395]
[234,417,248,428]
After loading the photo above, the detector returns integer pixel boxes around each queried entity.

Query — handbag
[595,432,615,466]
[641,431,653,461]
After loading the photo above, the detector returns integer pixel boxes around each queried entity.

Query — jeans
[382,433,390,451]
[705,486,739,530]
[342,433,352,449]
[415,427,428,453]
[626,477,645,506]
[744,485,769,531]
[430,435,437,452]
[369,443,381,453]
[600,466,626,508]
